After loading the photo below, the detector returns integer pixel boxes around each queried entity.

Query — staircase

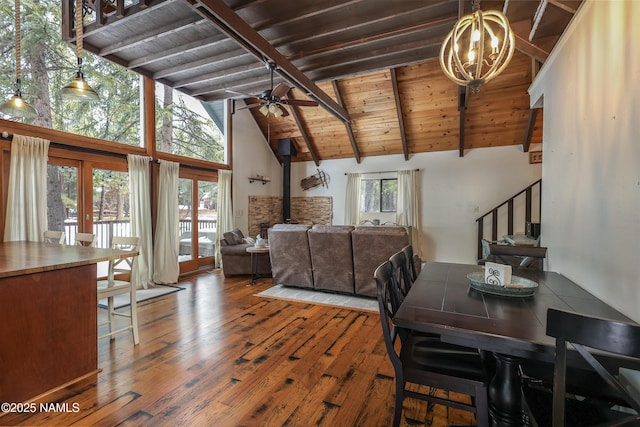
[475,179,542,259]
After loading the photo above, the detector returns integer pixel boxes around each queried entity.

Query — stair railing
[475,179,542,259]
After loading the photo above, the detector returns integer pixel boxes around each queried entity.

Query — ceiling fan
[230,61,318,117]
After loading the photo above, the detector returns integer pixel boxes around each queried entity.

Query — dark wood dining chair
[375,261,490,427]
[389,251,413,303]
[401,245,419,283]
[522,308,640,426]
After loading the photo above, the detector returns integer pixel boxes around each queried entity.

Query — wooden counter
[0,242,131,403]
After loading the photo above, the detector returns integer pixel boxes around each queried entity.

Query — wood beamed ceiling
[66,0,582,163]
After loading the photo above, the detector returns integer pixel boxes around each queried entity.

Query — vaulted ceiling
[68,0,583,163]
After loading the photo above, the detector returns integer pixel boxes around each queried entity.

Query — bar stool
[97,236,140,345]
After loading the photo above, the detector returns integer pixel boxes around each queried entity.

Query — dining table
[393,261,639,427]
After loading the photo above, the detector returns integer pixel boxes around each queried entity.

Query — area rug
[98,284,183,309]
[256,285,378,312]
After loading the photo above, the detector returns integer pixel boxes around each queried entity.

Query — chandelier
[61,0,99,101]
[0,0,37,121]
[439,1,515,93]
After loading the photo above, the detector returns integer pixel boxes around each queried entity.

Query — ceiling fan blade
[282,99,319,107]
[279,105,290,117]
[271,82,290,99]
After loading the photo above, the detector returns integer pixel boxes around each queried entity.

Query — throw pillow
[223,231,241,245]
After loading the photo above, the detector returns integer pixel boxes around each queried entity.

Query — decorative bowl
[467,271,539,298]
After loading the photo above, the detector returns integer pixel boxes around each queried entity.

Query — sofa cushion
[223,228,244,245]
[308,225,355,294]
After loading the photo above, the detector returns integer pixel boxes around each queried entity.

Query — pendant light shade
[0,0,37,121]
[439,2,515,93]
[62,0,99,101]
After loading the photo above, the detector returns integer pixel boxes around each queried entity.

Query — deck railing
[63,219,217,248]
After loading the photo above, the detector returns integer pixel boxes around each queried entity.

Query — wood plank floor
[1,270,477,426]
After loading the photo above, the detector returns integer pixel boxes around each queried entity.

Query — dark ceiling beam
[548,0,577,14]
[522,108,539,152]
[390,68,409,161]
[514,33,549,63]
[99,15,207,56]
[331,81,361,164]
[458,85,469,158]
[286,92,320,167]
[128,34,228,69]
[187,0,350,123]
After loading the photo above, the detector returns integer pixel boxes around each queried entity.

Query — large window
[0,0,142,146]
[360,178,398,213]
[155,83,227,164]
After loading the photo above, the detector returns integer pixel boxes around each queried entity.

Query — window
[360,178,397,213]
[155,83,227,164]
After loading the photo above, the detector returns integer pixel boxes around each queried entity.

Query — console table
[0,241,132,403]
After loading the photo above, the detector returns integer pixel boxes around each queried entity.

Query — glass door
[92,167,130,249]
[46,159,80,244]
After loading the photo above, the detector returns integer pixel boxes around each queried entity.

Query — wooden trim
[523,108,539,152]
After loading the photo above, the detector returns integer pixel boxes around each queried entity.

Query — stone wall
[248,196,333,237]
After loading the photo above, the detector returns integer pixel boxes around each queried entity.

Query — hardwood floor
[1,270,477,426]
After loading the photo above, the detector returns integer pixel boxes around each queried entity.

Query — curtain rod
[344,168,420,175]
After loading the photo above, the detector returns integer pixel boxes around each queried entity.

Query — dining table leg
[488,353,523,426]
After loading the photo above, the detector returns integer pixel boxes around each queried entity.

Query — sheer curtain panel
[3,135,50,242]
[153,160,179,284]
[397,169,423,258]
[215,170,232,268]
[344,173,361,225]
[127,154,153,288]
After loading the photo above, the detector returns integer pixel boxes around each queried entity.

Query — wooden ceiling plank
[175,62,265,89]
[99,15,207,56]
[128,34,228,68]
[287,92,320,166]
[331,81,361,163]
[188,0,351,123]
[390,68,409,161]
[152,47,250,80]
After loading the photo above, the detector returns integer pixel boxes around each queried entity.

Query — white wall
[290,146,541,264]
[230,109,283,235]
[529,1,640,322]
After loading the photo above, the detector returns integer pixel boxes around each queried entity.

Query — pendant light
[439,0,515,93]
[61,0,99,101]
[0,0,37,121]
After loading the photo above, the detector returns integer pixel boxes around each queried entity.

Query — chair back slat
[546,308,640,426]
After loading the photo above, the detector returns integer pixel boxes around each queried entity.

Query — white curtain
[397,169,423,258]
[153,160,179,284]
[344,173,361,225]
[215,169,233,268]
[127,154,153,289]
[3,135,50,242]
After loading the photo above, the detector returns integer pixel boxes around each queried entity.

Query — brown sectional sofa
[268,224,409,297]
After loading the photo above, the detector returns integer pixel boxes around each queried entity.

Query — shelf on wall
[249,177,270,185]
